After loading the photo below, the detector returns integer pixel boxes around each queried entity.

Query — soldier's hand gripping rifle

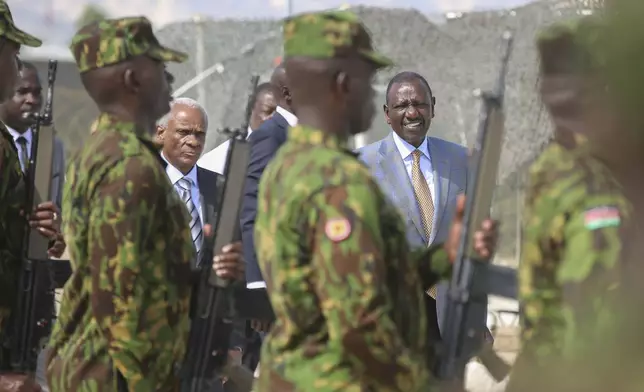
[182,76,260,392]
[9,59,71,373]
[435,32,518,389]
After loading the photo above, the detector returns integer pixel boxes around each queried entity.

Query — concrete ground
[465,296,520,392]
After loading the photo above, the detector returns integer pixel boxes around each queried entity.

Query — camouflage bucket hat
[536,15,605,75]
[70,16,188,73]
[283,10,393,68]
[0,1,42,47]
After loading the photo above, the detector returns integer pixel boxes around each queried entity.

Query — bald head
[269,64,292,112]
[270,64,286,87]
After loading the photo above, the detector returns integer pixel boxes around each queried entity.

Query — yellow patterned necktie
[411,149,437,299]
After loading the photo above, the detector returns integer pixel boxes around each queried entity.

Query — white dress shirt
[275,105,298,127]
[161,152,204,225]
[6,126,32,171]
[197,126,253,174]
[391,132,438,229]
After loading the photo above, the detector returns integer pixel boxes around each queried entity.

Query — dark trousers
[241,328,263,372]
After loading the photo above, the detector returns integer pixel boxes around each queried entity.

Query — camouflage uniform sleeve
[515,180,626,376]
[300,182,426,390]
[87,158,164,391]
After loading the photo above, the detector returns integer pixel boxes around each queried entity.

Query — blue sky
[9,0,538,48]
[13,0,535,27]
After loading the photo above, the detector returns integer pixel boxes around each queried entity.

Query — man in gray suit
[358,71,488,345]
[0,60,66,391]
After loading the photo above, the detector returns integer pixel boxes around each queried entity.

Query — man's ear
[123,68,140,94]
[332,71,350,106]
[282,86,291,104]
[156,125,166,142]
[431,96,436,118]
[383,104,391,125]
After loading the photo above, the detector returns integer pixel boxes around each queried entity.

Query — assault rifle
[9,60,71,373]
[435,32,518,389]
[182,75,260,392]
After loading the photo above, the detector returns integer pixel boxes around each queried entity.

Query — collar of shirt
[6,125,32,149]
[92,112,154,142]
[288,125,356,155]
[392,131,431,162]
[160,151,199,188]
[246,126,253,140]
[275,106,298,127]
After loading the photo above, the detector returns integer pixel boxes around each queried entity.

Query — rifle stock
[9,59,71,373]
[182,76,260,392]
[435,33,518,386]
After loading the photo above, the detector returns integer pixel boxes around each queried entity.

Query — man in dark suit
[0,60,67,392]
[198,83,278,174]
[240,64,297,292]
[157,97,245,392]
[239,65,297,378]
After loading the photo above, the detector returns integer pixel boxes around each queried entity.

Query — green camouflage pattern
[602,0,644,131]
[536,15,605,75]
[283,10,393,68]
[0,122,27,365]
[47,113,195,391]
[508,140,631,390]
[254,124,450,391]
[70,16,188,73]
[0,0,41,47]
[507,17,633,389]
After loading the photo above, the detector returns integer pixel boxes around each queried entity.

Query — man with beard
[253,10,498,391]
[198,82,277,174]
[0,60,67,392]
[0,2,66,391]
[358,72,490,351]
[46,17,244,392]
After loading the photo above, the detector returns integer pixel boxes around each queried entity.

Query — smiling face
[384,78,434,148]
[158,103,207,174]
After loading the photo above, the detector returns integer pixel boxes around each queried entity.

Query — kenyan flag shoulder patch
[584,206,621,230]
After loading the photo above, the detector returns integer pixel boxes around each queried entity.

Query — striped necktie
[411,150,437,299]
[177,177,203,264]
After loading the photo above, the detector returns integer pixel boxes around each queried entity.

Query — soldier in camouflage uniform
[46,17,245,392]
[506,16,634,391]
[253,10,498,392]
[0,1,66,391]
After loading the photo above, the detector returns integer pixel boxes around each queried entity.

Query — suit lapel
[197,168,217,267]
[428,137,452,239]
[378,133,426,242]
[197,168,217,227]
